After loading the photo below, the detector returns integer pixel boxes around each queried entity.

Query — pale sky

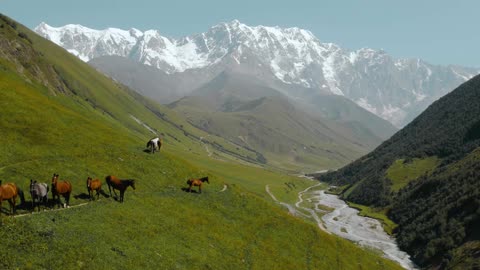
[1,0,479,67]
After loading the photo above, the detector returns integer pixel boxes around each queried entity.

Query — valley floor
[266,179,417,270]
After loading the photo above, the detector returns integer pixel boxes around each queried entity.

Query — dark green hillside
[0,14,403,269]
[318,74,480,268]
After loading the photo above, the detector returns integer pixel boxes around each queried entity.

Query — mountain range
[35,20,479,127]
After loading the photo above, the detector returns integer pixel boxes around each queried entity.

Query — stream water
[303,188,417,269]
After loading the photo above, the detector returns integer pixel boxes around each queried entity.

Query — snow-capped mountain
[35,20,479,127]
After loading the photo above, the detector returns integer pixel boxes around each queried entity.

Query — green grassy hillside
[0,14,403,269]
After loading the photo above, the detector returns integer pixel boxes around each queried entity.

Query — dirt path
[265,185,312,219]
[294,183,330,233]
[199,137,213,157]
[13,202,90,218]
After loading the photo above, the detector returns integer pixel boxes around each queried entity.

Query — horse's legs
[120,190,125,203]
[65,193,70,208]
[188,184,192,193]
[8,198,16,215]
[199,185,202,194]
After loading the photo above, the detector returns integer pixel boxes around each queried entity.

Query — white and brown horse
[146,137,162,154]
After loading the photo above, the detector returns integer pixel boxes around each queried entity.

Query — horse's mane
[200,177,209,182]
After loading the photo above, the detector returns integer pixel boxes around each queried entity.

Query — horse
[105,175,136,203]
[186,176,209,193]
[30,179,49,212]
[86,177,102,201]
[146,137,162,154]
[0,180,19,215]
[51,174,72,208]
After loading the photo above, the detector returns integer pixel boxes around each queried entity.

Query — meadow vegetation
[0,15,405,269]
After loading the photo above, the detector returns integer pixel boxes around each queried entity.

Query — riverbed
[301,187,417,269]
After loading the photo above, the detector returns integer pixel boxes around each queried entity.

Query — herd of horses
[0,173,137,216]
[1,173,210,216]
[0,137,210,216]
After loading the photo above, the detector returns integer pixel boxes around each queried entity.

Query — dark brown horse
[0,180,19,215]
[105,175,136,203]
[86,177,102,201]
[51,174,72,208]
[186,176,209,193]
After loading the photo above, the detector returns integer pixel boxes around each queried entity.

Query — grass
[386,157,440,192]
[325,184,351,195]
[0,16,405,270]
[347,202,398,235]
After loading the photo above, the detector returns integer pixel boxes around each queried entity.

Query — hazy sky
[1,0,479,67]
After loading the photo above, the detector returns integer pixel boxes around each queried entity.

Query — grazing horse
[51,174,72,208]
[0,180,19,215]
[146,137,162,154]
[105,175,136,203]
[30,179,49,212]
[86,177,102,200]
[186,176,209,193]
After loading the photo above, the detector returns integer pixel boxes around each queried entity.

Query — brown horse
[0,181,19,215]
[86,177,102,201]
[51,174,72,208]
[186,176,209,193]
[105,175,136,203]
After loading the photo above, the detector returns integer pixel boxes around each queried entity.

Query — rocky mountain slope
[35,20,479,127]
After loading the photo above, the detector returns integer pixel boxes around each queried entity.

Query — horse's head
[52,173,59,184]
[30,179,36,194]
[86,177,92,188]
[203,176,209,184]
[129,179,136,190]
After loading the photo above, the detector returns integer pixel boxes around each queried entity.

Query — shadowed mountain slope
[318,75,480,268]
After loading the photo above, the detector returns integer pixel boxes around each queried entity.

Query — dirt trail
[219,184,227,192]
[13,202,90,218]
[265,184,323,225]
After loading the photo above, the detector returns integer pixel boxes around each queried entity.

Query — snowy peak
[34,21,479,127]
[35,22,141,61]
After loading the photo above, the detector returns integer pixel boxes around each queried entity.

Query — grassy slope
[0,16,403,269]
[172,95,367,173]
[386,157,439,192]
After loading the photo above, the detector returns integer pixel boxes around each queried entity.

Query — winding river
[267,180,417,269]
[301,186,416,270]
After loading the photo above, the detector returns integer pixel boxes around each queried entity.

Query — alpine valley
[0,14,405,269]
[1,10,479,270]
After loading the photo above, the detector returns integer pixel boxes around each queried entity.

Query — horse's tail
[18,188,25,205]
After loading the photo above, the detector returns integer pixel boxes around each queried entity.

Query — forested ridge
[318,75,480,268]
